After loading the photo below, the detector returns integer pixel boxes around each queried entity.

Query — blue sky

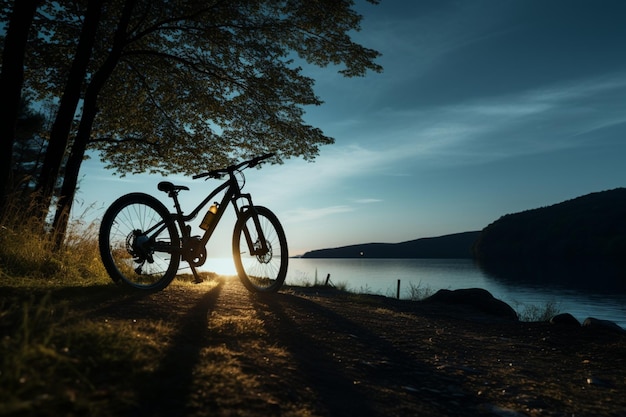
[79,1,626,258]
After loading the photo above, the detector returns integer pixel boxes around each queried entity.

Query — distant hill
[301,188,626,261]
[300,231,481,259]
[473,188,626,262]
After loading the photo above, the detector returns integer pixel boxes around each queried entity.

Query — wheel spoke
[232,207,288,292]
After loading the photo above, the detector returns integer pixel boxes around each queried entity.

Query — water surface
[202,257,626,328]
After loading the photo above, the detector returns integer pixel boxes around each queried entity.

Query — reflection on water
[477,258,626,294]
[284,258,626,329]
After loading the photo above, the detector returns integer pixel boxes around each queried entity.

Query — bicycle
[98,153,288,292]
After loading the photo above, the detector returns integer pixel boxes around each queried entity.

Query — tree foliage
[90,0,382,175]
[1,0,382,244]
[20,0,382,175]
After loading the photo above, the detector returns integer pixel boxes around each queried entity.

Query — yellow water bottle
[200,203,218,230]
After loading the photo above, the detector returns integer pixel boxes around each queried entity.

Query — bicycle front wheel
[232,206,288,292]
[99,193,180,291]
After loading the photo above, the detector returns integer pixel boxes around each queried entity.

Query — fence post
[325,273,331,286]
[397,279,400,299]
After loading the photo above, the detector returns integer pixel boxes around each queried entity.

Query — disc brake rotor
[254,239,273,264]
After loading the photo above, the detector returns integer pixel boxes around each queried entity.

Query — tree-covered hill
[300,231,480,259]
[473,188,626,261]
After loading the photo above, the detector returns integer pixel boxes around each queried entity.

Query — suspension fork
[236,193,269,256]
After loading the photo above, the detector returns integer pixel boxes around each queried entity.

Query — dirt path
[91,276,626,417]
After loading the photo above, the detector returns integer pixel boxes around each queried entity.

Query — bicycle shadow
[249,291,481,416]
[126,280,224,417]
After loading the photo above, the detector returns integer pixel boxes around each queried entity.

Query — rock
[586,376,615,388]
[582,317,626,335]
[424,288,518,321]
[550,313,580,327]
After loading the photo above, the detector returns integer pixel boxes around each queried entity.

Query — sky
[78,0,626,258]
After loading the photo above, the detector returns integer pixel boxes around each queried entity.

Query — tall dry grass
[0,194,108,284]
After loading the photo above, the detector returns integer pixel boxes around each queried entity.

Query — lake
[202,257,626,329]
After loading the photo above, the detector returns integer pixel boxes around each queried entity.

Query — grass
[0,202,157,415]
[0,197,240,416]
[404,281,434,301]
[1,199,569,415]
[513,299,561,322]
[287,269,349,291]
[0,292,165,415]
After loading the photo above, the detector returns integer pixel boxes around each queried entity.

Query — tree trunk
[51,136,86,249]
[0,0,40,217]
[51,87,97,248]
[52,0,138,249]
[35,0,104,221]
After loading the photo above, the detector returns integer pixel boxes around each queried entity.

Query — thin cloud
[282,205,354,223]
[354,198,382,204]
[336,72,626,169]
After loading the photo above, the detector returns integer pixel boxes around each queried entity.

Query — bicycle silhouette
[99,154,288,292]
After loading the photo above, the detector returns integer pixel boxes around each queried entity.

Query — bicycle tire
[99,192,180,291]
[232,206,288,292]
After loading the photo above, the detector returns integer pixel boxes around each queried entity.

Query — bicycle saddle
[157,181,189,193]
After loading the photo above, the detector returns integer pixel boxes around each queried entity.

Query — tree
[11,99,46,193]
[34,0,105,219]
[52,0,137,246]
[11,0,383,245]
[0,0,41,216]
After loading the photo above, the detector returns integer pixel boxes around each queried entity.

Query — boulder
[424,288,518,321]
[550,313,581,327]
[582,317,626,335]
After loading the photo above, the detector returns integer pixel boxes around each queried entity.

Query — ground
[41,275,626,417]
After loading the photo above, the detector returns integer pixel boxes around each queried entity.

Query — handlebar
[192,153,274,180]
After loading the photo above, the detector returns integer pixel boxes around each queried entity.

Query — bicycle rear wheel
[99,193,180,291]
[232,206,288,292]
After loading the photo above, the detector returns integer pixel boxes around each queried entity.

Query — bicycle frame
[180,171,267,254]
[149,166,269,271]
